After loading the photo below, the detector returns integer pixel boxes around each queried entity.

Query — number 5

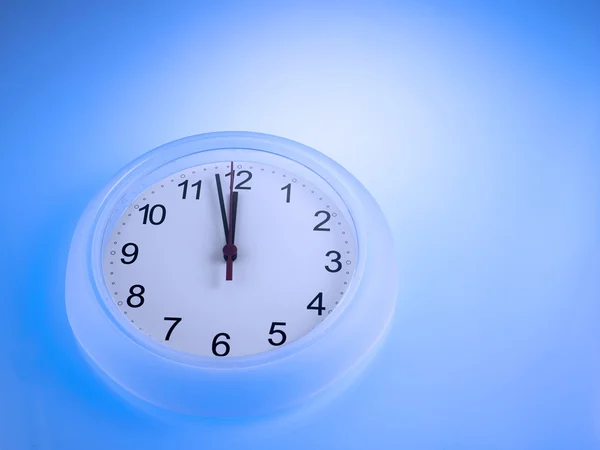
[268,322,287,346]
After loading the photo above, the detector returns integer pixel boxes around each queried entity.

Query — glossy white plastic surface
[66,132,397,416]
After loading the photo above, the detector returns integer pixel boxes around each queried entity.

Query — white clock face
[102,159,357,357]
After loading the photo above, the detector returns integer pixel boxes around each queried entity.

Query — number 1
[281,183,291,203]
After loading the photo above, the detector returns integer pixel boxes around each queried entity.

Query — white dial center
[103,160,357,357]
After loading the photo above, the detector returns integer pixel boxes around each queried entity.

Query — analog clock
[66,132,397,416]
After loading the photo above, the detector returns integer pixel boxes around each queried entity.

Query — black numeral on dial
[163,317,182,341]
[120,243,139,264]
[281,183,291,203]
[313,210,331,231]
[127,284,145,308]
[325,250,342,272]
[212,332,231,356]
[268,322,287,346]
[178,179,202,199]
[226,170,252,190]
[139,204,166,225]
[307,292,325,315]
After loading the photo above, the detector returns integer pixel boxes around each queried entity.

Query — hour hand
[230,191,238,246]
[224,162,237,280]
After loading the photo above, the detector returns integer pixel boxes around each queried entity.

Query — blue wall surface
[1,1,599,449]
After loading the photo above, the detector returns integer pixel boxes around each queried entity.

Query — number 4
[307,292,325,315]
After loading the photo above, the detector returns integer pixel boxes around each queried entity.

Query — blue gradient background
[1,1,599,449]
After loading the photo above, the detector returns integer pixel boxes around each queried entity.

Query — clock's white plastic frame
[66,132,397,417]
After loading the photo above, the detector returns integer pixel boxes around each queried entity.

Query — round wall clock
[66,132,397,416]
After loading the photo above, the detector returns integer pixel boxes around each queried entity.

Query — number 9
[121,243,139,264]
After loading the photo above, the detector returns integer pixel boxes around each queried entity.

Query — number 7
[164,317,182,341]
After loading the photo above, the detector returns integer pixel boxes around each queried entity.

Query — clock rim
[91,134,364,368]
[65,132,398,417]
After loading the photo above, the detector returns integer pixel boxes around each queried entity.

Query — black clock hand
[230,190,238,246]
[215,173,229,243]
[223,163,239,280]
[216,170,238,280]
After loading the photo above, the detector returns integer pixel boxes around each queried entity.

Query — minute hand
[215,173,229,243]
[224,162,238,280]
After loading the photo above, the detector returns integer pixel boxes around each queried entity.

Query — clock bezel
[66,131,397,416]
[92,148,362,367]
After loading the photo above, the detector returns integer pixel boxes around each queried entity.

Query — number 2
[225,170,252,190]
[313,210,331,231]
